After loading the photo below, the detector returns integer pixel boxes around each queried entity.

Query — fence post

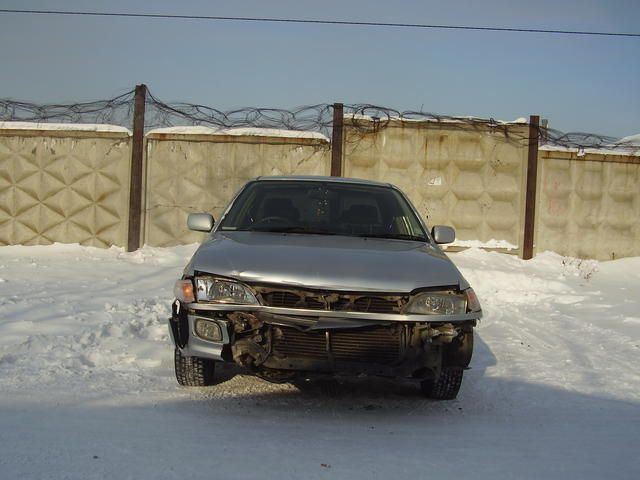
[330,103,344,177]
[522,115,540,260]
[127,84,147,252]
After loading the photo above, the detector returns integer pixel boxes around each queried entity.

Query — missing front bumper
[170,306,477,379]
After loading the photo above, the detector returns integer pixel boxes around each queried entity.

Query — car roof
[254,175,393,188]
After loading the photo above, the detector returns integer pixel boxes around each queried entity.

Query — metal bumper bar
[184,302,481,323]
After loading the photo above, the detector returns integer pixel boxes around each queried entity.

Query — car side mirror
[187,213,215,232]
[431,225,455,244]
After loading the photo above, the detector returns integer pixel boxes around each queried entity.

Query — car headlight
[405,291,466,315]
[195,277,258,304]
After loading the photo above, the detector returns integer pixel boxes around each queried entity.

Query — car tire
[420,367,464,400]
[174,348,217,386]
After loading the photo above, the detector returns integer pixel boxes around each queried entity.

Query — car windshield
[219,180,428,241]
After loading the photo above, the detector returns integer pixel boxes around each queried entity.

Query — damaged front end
[170,297,476,384]
[169,177,484,399]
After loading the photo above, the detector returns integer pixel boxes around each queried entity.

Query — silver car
[170,176,481,399]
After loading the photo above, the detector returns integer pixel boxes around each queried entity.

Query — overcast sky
[0,0,638,137]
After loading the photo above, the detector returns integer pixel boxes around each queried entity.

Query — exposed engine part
[227,312,272,368]
[227,312,263,333]
[231,338,270,367]
[271,325,403,364]
[443,328,474,368]
[419,323,459,344]
[222,310,472,380]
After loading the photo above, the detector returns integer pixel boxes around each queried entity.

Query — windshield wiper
[354,233,427,242]
[246,226,336,235]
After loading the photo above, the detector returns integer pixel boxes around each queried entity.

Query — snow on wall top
[616,133,640,146]
[0,121,131,135]
[539,144,640,157]
[146,126,330,142]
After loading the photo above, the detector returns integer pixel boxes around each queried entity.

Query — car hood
[184,231,467,293]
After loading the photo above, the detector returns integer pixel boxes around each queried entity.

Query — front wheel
[420,367,464,400]
[174,348,217,386]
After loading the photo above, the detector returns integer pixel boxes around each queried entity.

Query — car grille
[272,326,402,364]
[256,287,407,314]
[265,291,299,308]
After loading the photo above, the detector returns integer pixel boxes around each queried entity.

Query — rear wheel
[174,348,217,386]
[420,367,464,400]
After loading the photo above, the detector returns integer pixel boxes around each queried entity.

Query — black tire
[420,367,464,400]
[174,348,217,386]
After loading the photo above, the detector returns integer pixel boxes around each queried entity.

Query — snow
[540,143,640,157]
[616,133,640,146]
[0,121,131,134]
[445,238,519,250]
[147,125,330,142]
[1,244,639,479]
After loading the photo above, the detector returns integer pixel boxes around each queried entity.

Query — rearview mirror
[187,213,215,232]
[431,225,455,244]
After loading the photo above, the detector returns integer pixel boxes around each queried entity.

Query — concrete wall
[343,118,530,252]
[0,124,131,247]
[144,129,331,246]
[2,120,638,261]
[535,148,640,260]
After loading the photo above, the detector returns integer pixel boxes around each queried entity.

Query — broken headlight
[405,291,466,315]
[195,277,258,304]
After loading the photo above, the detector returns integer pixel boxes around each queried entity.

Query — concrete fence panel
[3,118,638,262]
[343,119,530,250]
[144,128,331,246]
[535,149,640,260]
[0,123,132,247]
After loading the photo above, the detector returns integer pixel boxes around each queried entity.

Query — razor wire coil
[0,88,636,154]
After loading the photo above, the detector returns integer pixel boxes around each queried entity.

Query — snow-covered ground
[1,244,639,479]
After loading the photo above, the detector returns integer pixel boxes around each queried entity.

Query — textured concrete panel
[0,127,131,247]
[536,152,640,260]
[144,132,331,246]
[343,120,529,249]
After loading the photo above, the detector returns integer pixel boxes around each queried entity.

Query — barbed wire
[0,88,637,154]
[342,104,529,147]
[144,91,334,133]
[541,130,627,152]
[0,90,136,126]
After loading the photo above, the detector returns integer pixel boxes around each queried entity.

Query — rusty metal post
[522,115,540,260]
[127,84,147,252]
[330,103,344,177]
